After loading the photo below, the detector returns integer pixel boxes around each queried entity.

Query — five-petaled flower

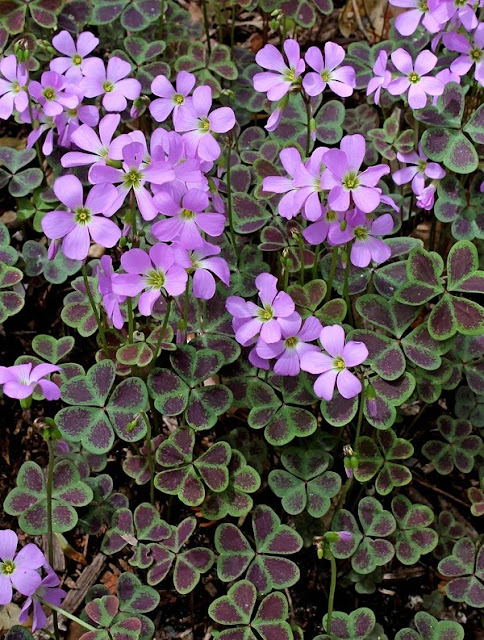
[0,530,46,604]
[0,363,60,401]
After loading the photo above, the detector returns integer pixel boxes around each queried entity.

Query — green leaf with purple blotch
[363,373,415,430]
[317,607,376,640]
[438,538,484,608]
[208,43,238,80]
[31,334,74,364]
[395,611,464,640]
[422,415,482,475]
[421,128,478,174]
[147,368,190,415]
[315,100,345,144]
[391,495,437,565]
[463,103,484,144]
[5,627,35,640]
[4,459,92,535]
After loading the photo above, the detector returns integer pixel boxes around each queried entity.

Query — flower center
[284,68,296,82]
[342,172,360,191]
[11,80,20,94]
[418,0,428,11]
[199,117,211,133]
[75,206,92,225]
[123,168,143,189]
[146,269,166,289]
[1,560,15,575]
[285,336,299,349]
[333,356,346,370]
[454,0,466,5]
[103,81,114,93]
[417,160,427,173]
[173,93,184,105]
[258,305,273,322]
[326,209,337,222]
[408,72,420,84]
[321,70,331,83]
[354,226,368,240]
[470,47,483,62]
[43,87,55,100]
[67,108,78,117]
[72,54,82,66]
[180,208,196,220]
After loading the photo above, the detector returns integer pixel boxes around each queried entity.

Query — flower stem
[44,435,61,640]
[298,234,305,285]
[81,264,109,358]
[39,599,96,632]
[312,244,320,280]
[154,297,172,360]
[325,248,338,303]
[305,97,312,157]
[226,143,239,268]
[202,0,212,55]
[342,248,353,325]
[327,554,337,634]
[127,298,134,344]
[139,412,155,505]
[354,378,366,452]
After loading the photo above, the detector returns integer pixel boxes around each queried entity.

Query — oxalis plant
[0,1,483,639]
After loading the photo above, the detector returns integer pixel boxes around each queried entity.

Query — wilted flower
[19,566,66,632]
[367,50,391,105]
[97,255,126,330]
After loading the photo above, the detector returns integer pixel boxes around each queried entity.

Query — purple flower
[0,363,60,401]
[175,85,235,161]
[253,39,305,101]
[97,255,126,330]
[50,30,99,82]
[300,324,368,401]
[367,50,391,105]
[55,87,99,147]
[19,566,66,632]
[443,24,484,85]
[416,183,437,210]
[265,104,285,132]
[0,530,45,604]
[303,207,344,245]
[429,0,480,31]
[335,531,353,543]
[388,49,444,109]
[81,56,141,112]
[389,0,443,35]
[330,209,394,267]
[321,134,390,213]
[303,43,355,98]
[263,147,327,220]
[393,145,445,195]
[29,71,77,117]
[255,313,322,376]
[0,55,28,120]
[61,114,120,168]
[112,244,188,315]
[152,187,225,249]
[173,241,230,300]
[226,273,296,345]
[150,71,196,126]
[42,176,120,260]
[89,141,175,221]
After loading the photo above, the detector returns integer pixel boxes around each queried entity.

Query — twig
[351,0,371,42]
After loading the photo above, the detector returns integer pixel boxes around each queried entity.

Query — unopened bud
[270,18,280,30]
[317,547,324,559]
[340,220,347,231]
[221,89,234,98]
[324,532,339,544]
[14,38,31,63]
[366,384,377,417]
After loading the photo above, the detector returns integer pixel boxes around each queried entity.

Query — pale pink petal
[342,340,369,367]
[314,369,338,401]
[336,368,362,398]
[320,324,346,357]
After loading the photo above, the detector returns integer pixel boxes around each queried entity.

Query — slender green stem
[159,0,165,39]
[354,378,366,452]
[226,143,239,267]
[342,248,353,325]
[130,190,137,240]
[81,264,109,357]
[298,234,305,285]
[154,297,172,360]
[327,554,337,634]
[127,298,134,344]
[325,248,338,303]
[182,285,190,342]
[202,0,212,55]
[27,90,44,174]
[139,412,155,505]
[230,2,236,55]
[282,257,289,291]
[39,600,96,632]
[305,97,312,157]
[312,244,320,280]
[45,436,61,640]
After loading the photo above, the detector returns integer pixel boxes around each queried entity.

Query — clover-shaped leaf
[391,495,437,565]
[56,360,149,453]
[433,511,466,559]
[331,497,395,575]
[422,415,482,475]
[5,628,35,640]
[209,580,293,640]
[80,474,129,535]
[123,435,163,485]
[350,330,405,382]
[421,128,478,174]
[394,248,444,306]
[215,504,302,594]
[355,294,419,339]
[201,450,261,520]
[154,428,231,506]
[363,373,415,430]
[81,596,141,640]
[355,429,413,495]
[438,538,484,608]
[32,334,75,364]
[268,444,341,517]
[395,611,464,640]
[61,275,102,336]
[315,100,345,144]
[0,147,43,196]
[315,607,376,640]
[101,502,170,555]
[4,459,93,535]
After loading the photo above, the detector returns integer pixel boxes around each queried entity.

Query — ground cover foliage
[0,0,483,638]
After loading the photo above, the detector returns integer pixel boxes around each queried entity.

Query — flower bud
[310,117,316,142]
[47,239,60,260]
[14,38,31,63]
[270,18,280,30]
[316,547,324,560]
[366,384,377,417]
[324,532,339,544]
